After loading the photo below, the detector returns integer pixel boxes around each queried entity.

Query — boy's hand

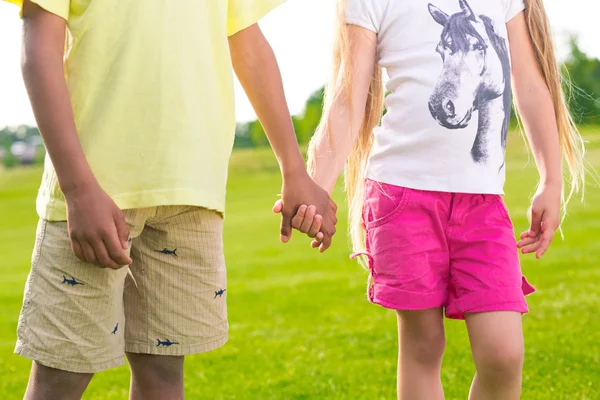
[517,182,562,258]
[65,183,132,269]
[275,172,338,252]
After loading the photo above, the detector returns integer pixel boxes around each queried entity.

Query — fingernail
[280,235,289,243]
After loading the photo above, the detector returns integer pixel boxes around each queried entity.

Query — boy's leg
[123,206,228,399]
[16,218,140,398]
[466,312,524,400]
[126,354,184,400]
[396,309,445,400]
[25,362,93,400]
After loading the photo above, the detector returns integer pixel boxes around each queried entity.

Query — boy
[5,0,337,399]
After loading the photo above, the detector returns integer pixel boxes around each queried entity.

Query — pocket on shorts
[363,179,412,229]
[493,196,514,227]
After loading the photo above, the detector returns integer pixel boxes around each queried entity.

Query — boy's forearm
[22,9,96,196]
[229,25,305,178]
[514,82,562,186]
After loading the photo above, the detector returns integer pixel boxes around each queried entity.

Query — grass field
[1,130,600,399]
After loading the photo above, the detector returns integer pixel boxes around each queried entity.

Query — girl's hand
[272,201,328,250]
[517,183,562,258]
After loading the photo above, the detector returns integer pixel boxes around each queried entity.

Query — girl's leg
[397,308,445,400]
[466,312,524,400]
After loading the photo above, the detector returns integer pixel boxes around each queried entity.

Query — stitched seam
[367,188,413,229]
[18,220,49,340]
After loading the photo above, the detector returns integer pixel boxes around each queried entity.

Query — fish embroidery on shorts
[155,248,178,256]
[111,323,119,335]
[157,339,179,347]
[62,275,85,286]
[214,289,226,299]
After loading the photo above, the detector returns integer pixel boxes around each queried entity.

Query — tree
[563,39,600,125]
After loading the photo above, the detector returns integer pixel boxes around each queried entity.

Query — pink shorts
[360,179,535,320]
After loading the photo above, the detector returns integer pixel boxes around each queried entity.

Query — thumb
[272,199,283,214]
[529,207,543,236]
[280,210,293,243]
[114,212,131,250]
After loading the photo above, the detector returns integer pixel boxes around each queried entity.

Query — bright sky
[0,0,597,128]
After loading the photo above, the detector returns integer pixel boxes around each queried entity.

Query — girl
[284,0,586,398]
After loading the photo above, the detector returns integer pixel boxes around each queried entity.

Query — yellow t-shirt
[5,0,284,221]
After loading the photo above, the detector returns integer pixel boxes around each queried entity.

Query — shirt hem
[365,171,505,196]
[37,189,226,222]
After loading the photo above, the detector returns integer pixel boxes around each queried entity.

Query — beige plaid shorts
[15,206,228,373]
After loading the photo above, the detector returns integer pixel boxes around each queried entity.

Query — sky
[0,0,598,128]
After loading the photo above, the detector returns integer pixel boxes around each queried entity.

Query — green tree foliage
[563,39,600,125]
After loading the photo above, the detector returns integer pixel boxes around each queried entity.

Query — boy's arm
[508,13,561,258]
[21,0,131,268]
[228,24,338,251]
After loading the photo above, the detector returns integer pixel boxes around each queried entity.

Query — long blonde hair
[310,0,585,257]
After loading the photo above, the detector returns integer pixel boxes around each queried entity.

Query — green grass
[1,129,600,399]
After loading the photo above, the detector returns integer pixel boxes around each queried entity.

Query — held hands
[65,182,132,269]
[273,171,338,252]
[517,182,562,259]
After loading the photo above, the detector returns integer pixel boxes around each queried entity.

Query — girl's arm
[283,24,378,248]
[22,1,131,268]
[228,24,338,250]
[508,12,561,258]
[309,25,378,194]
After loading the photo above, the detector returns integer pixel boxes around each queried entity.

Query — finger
[319,226,334,252]
[114,211,131,250]
[315,231,324,242]
[280,210,293,243]
[91,238,120,269]
[80,240,99,265]
[300,206,317,234]
[529,208,543,236]
[291,205,308,230]
[329,198,338,212]
[520,240,543,255]
[307,214,323,238]
[104,232,133,267]
[519,231,535,240]
[536,230,555,259]
[517,236,538,248]
[311,239,321,248]
[320,235,332,253]
[71,239,86,263]
[272,199,283,214]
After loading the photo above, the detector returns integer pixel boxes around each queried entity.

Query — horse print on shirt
[427,0,511,168]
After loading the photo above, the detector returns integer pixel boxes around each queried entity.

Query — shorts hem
[15,342,124,374]
[370,283,448,310]
[446,284,534,320]
[124,334,228,356]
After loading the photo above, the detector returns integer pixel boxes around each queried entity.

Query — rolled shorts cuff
[15,342,125,374]
[124,334,228,356]
[446,278,536,320]
[370,283,448,311]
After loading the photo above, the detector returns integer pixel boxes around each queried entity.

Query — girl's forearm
[309,103,357,194]
[22,7,97,196]
[514,82,562,186]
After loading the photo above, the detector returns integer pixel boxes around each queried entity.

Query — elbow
[514,81,552,116]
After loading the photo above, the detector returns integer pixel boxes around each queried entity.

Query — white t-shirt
[346,0,525,194]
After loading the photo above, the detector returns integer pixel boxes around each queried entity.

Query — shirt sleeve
[505,0,525,22]
[3,0,69,20]
[227,0,285,36]
[345,0,386,33]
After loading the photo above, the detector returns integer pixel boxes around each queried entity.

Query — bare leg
[466,312,524,400]
[24,362,93,400]
[396,308,445,400]
[127,353,184,400]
